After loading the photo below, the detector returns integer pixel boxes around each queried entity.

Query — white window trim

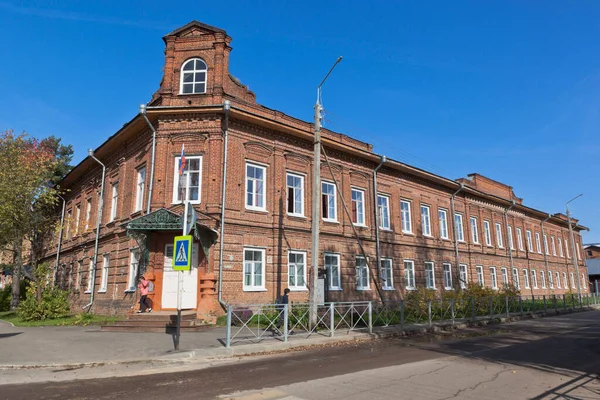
[439,209,449,240]
[245,162,267,212]
[322,181,338,222]
[540,270,547,289]
[523,269,530,289]
[351,188,367,227]
[556,271,561,289]
[134,166,146,212]
[400,200,413,234]
[476,265,484,286]
[288,250,307,291]
[532,270,538,289]
[110,182,119,222]
[286,172,305,217]
[484,220,492,247]
[243,247,267,291]
[378,194,391,230]
[126,249,140,292]
[85,198,91,231]
[454,213,465,242]
[179,58,207,95]
[99,254,109,293]
[508,225,514,250]
[548,270,554,289]
[172,155,203,205]
[356,256,370,290]
[459,264,468,289]
[325,253,342,291]
[404,260,416,290]
[526,230,534,252]
[74,205,81,236]
[551,236,557,256]
[381,258,394,290]
[495,223,504,248]
[543,234,549,255]
[490,267,498,290]
[425,261,436,290]
[558,238,564,257]
[535,232,542,254]
[443,263,453,290]
[470,216,479,244]
[501,267,509,287]
[421,205,432,237]
[517,228,524,251]
[85,259,94,293]
[512,268,520,289]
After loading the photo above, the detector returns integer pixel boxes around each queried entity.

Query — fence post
[451,298,455,326]
[489,296,493,320]
[283,304,289,342]
[553,295,557,313]
[519,297,523,316]
[427,300,432,327]
[543,295,547,313]
[225,305,232,348]
[401,300,405,329]
[505,296,509,318]
[329,302,335,337]
[368,301,373,334]
[471,297,476,322]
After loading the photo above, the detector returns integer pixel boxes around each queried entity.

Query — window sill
[289,287,308,292]
[423,234,434,238]
[287,213,306,219]
[380,227,393,232]
[441,237,451,242]
[124,289,136,293]
[328,288,343,291]
[322,219,339,224]
[356,287,371,291]
[406,287,416,291]
[130,210,143,218]
[97,290,107,294]
[172,201,201,206]
[243,288,267,292]
[353,224,368,228]
[426,287,437,291]
[245,207,268,214]
[84,291,91,294]
[402,231,414,236]
[383,288,395,291]
[444,287,454,291]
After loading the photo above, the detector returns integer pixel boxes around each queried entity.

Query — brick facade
[44,21,589,318]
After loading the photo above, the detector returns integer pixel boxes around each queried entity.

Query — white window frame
[381,258,394,290]
[551,236,557,256]
[543,234,549,255]
[288,251,307,291]
[556,272,561,289]
[356,256,370,290]
[378,195,391,230]
[421,205,432,237]
[86,259,94,293]
[507,225,514,250]
[454,213,465,242]
[523,269,530,289]
[325,253,341,290]
[565,239,570,258]
[322,181,338,222]
[563,272,568,290]
[501,267,509,287]
[548,270,554,289]
[558,237,564,257]
[571,272,575,289]
[179,58,207,95]
[470,216,479,244]
[404,260,415,290]
[535,232,542,254]
[243,247,266,291]
[126,249,140,292]
[526,230,534,252]
[400,200,412,233]
[85,198,91,231]
[531,269,538,289]
[172,155,202,205]
[459,264,468,289]
[512,268,520,289]
[443,263,453,290]
[99,254,109,293]
[576,243,582,261]
[110,182,118,222]
[425,261,436,289]
[495,223,504,248]
[517,228,524,251]
[286,172,305,217]
[245,162,266,211]
[134,166,146,212]
[490,267,498,290]
[476,265,484,286]
[439,209,449,239]
[484,220,492,246]
[351,188,366,226]
[540,270,546,289]
[74,204,81,235]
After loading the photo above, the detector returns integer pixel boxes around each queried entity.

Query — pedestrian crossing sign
[173,235,192,271]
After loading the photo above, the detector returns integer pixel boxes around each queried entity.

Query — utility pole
[310,56,342,325]
[566,194,583,300]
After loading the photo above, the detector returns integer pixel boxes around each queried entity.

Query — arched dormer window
[180,58,207,94]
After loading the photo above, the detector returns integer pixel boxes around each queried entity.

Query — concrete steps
[101,311,213,333]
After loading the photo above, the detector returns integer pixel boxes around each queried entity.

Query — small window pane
[195,83,205,93]
[183,61,195,71]
[195,59,207,70]
[183,73,194,83]
[183,84,193,94]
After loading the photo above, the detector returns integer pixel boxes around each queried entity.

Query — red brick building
[45,21,589,319]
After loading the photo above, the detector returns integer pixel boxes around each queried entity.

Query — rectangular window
[563,272,568,290]
[484,220,492,246]
[378,195,390,230]
[517,228,524,251]
[558,238,564,257]
[490,267,498,290]
[322,181,337,221]
[425,262,436,289]
[86,259,94,293]
[556,272,561,289]
[548,270,554,289]
[476,266,484,286]
[523,269,530,289]
[99,255,109,292]
[404,260,415,289]
[576,243,581,261]
[439,209,449,239]
[540,270,546,289]
[512,268,520,289]
[526,230,534,252]
[508,225,514,250]
[66,210,71,239]
[543,234,549,255]
[400,200,412,233]
[470,217,479,243]
[74,205,81,235]
[173,155,202,204]
[535,232,542,254]
[443,263,452,290]
[381,258,393,290]
[356,256,369,290]
[495,223,504,248]
[565,239,570,258]
[454,213,464,242]
[244,248,265,291]
[85,198,91,231]
[531,270,538,289]
[351,189,366,226]
[135,167,146,212]
[110,182,118,222]
[127,249,139,292]
[246,163,266,211]
[501,267,509,287]
[286,172,304,216]
[421,205,432,236]
[459,264,468,289]
[570,272,575,289]
[551,236,557,256]
[288,251,307,290]
[325,253,341,290]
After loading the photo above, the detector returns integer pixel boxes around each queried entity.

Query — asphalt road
[3,311,600,400]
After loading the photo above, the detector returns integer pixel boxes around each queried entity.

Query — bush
[16,263,70,321]
[0,280,29,312]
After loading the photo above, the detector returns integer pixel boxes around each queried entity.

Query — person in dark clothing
[275,288,290,334]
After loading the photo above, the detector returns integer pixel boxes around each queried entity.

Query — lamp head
[139,104,147,114]
[88,148,94,157]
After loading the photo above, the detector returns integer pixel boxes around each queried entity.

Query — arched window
[180,58,207,94]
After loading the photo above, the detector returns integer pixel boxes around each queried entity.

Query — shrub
[0,280,29,312]
[16,263,70,321]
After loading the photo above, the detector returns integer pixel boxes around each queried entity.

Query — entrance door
[161,243,198,309]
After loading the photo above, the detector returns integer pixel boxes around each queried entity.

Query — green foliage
[0,281,28,312]
[16,263,70,321]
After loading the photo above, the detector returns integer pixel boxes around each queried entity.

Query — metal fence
[224,293,599,347]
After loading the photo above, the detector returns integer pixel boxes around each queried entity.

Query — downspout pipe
[372,155,386,287]
[450,183,465,290]
[218,100,231,307]
[83,150,105,311]
[53,194,66,287]
[504,200,516,283]
[140,104,156,214]
[541,214,552,293]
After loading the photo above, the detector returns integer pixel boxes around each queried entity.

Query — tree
[0,130,73,310]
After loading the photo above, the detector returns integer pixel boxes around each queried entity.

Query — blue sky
[1,0,598,242]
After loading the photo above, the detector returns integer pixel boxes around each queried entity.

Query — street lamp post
[310,56,342,325]
[566,194,583,300]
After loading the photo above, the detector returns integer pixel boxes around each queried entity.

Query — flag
[179,144,186,175]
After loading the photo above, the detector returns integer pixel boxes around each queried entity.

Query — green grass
[0,311,122,327]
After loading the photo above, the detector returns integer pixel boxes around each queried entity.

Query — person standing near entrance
[137,275,152,313]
